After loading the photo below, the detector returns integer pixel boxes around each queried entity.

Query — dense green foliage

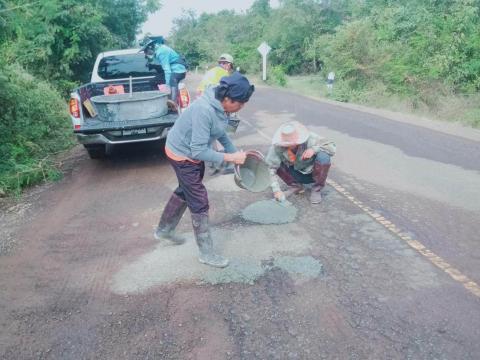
[1,0,479,194]
[2,0,159,92]
[0,0,159,194]
[0,61,73,193]
[171,0,480,126]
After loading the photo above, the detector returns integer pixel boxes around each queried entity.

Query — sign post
[257,42,271,81]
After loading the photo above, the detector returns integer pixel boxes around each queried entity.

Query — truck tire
[84,144,106,159]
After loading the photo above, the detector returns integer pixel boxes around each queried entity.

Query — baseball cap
[218,53,234,63]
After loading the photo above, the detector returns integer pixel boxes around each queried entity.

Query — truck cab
[69,48,177,159]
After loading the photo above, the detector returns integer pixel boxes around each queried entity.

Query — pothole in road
[202,255,323,285]
[205,174,299,224]
[111,224,323,294]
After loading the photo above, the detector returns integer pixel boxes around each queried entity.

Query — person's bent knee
[315,151,331,165]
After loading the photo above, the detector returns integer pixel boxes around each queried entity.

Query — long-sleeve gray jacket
[165,87,236,163]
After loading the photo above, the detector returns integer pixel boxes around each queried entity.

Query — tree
[3,0,160,91]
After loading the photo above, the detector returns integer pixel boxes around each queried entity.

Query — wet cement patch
[202,256,323,285]
[111,224,318,293]
[202,257,265,285]
[241,199,298,224]
[274,256,324,278]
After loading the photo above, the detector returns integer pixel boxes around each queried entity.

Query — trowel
[274,198,293,207]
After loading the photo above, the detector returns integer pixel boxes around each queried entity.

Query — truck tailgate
[74,113,177,134]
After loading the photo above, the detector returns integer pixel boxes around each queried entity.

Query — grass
[0,155,65,197]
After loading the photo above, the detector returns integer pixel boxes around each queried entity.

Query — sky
[140,0,279,38]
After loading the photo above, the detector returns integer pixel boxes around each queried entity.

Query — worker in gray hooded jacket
[154,72,255,268]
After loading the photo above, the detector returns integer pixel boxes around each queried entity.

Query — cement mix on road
[241,199,297,224]
[111,223,321,293]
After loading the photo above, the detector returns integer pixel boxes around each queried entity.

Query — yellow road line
[327,179,480,298]
[242,117,480,298]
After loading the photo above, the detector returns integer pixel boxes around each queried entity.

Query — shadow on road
[89,140,169,169]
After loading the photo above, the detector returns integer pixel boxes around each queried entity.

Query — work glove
[274,191,286,202]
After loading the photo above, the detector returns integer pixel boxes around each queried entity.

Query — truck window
[97,53,159,80]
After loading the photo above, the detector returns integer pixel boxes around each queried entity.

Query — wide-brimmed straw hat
[272,121,309,146]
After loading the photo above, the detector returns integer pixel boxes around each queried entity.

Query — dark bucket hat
[219,72,255,103]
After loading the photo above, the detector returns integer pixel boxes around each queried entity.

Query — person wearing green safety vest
[196,53,234,98]
[197,54,238,175]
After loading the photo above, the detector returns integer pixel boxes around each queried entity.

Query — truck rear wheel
[84,144,106,159]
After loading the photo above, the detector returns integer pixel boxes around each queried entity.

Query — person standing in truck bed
[140,36,187,103]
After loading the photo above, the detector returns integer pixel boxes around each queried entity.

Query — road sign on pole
[257,42,271,81]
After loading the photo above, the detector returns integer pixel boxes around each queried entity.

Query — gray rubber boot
[154,193,187,244]
[191,212,229,268]
[310,163,331,204]
[276,165,304,199]
[310,188,323,204]
[284,184,305,198]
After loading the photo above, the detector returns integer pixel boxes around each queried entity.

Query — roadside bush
[325,79,361,103]
[0,63,74,194]
[463,108,480,128]
[269,65,287,87]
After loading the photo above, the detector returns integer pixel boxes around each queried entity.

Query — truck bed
[72,78,178,147]
[76,78,161,121]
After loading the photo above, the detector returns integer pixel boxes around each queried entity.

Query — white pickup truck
[69,48,178,159]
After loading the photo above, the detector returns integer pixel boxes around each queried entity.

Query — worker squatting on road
[155,72,255,268]
[265,121,337,204]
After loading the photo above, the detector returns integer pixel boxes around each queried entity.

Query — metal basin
[91,91,168,122]
[234,150,271,192]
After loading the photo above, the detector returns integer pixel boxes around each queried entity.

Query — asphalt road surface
[1,79,480,359]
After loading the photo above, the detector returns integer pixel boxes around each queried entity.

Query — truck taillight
[69,98,80,118]
[178,85,190,109]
